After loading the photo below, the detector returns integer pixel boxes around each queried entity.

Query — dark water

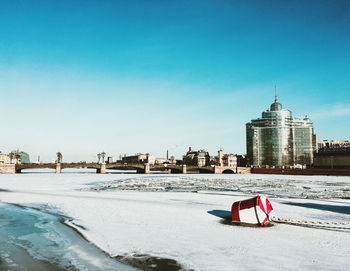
[0,203,135,271]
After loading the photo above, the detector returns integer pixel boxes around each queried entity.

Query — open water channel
[0,203,135,271]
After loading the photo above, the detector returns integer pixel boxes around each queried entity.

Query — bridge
[1,162,250,174]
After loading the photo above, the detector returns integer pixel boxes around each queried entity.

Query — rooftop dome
[270,97,282,111]
[304,115,310,122]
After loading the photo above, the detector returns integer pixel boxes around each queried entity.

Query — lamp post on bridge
[97,151,106,174]
[101,152,106,163]
[56,152,62,174]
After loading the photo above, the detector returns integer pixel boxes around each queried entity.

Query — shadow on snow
[282,202,350,215]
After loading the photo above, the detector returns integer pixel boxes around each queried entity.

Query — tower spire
[274,85,277,102]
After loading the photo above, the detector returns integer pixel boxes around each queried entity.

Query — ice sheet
[1,169,349,270]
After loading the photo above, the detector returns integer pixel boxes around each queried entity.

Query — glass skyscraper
[246,97,316,167]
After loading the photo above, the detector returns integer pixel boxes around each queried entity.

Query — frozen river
[0,169,349,270]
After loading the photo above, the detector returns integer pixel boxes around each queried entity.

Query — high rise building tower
[246,96,316,167]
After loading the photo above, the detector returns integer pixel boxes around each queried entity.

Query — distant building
[246,96,316,167]
[183,147,210,167]
[169,156,176,165]
[317,140,350,151]
[155,150,177,165]
[175,159,183,166]
[155,158,167,165]
[314,139,350,169]
[215,150,237,167]
[156,156,177,165]
[122,153,155,165]
[0,150,29,164]
[236,155,247,167]
[107,156,114,163]
[13,150,30,164]
[0,152,10,164]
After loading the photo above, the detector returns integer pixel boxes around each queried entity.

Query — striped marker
[231,195,274,226]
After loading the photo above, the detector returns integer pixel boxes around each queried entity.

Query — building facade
[0,152,10,164]
[314,139,350,169]
[107,156,114,163]
[0,150,29,164]
[155,156,177,165]
[317,140,350,151]
[155,157,167,165]
[246,97,316,167]
[215,150,237,167]
[121,153,155,165]
[13,150,30,164]
[183,147,210,167]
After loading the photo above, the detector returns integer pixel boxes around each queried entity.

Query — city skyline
[1,0,350,161]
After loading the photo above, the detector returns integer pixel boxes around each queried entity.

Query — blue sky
[1,0,349,162]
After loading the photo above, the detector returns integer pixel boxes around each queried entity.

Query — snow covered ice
[0,169,349,270]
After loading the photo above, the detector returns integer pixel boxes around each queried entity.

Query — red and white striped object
[231,195,274,226]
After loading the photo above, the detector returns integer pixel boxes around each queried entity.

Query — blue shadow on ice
[282,202,350,215]
[207,210,231,219]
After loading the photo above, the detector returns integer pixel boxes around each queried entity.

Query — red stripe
[258,196,266,214]
[266,198,273,214]
[238,198,256,210]
[231,202,240,222]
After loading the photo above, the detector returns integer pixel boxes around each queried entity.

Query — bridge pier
[144,163,150,174]
[182,164,187,174]
[214,166,220,174]
[0,164,16,174]
[97,163,106,174]
[56,163,61,174]
[101,163,106,174]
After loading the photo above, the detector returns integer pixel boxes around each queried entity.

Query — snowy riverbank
[1,169,349,270]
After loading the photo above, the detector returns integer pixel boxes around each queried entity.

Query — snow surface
[1,169,350,270]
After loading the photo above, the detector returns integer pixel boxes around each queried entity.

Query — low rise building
[0,152,10,164]
[168,156,176,165]
[155,158,167,165]
[314,139,350,169]
[12,150,30,164]
[183,147,210,167]
[107,156,114,163]
[317,140,350,151]
[157,157,177,165]
[122,153,155,165]
[215,150,237,167]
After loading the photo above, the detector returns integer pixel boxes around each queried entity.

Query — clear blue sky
[1,0,349,162]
